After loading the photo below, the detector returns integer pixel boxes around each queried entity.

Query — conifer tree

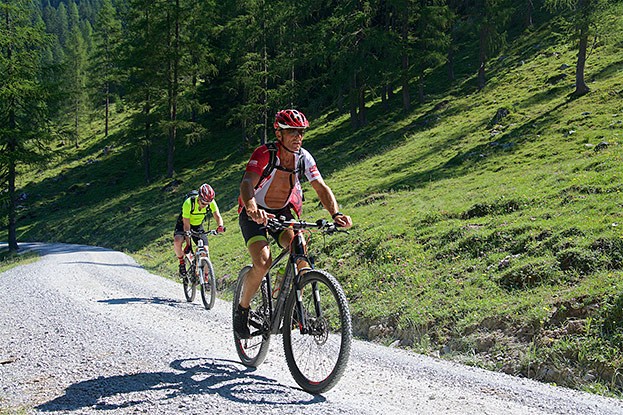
[122,0,168,183]
[91,0,122,137]
[545,0,612,96]
[65,21,88,147]
[472,0,512,90]
[0,0,55,251]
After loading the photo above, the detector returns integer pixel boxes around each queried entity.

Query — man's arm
[310,178,352,228]
[210,204,224,232]
[240,171,272,224]
[182,217,192,248]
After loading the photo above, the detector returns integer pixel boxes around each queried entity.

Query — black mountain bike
[181,229,219,310]
[232,217,352,394]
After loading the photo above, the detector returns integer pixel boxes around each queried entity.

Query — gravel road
[1,242,622,415]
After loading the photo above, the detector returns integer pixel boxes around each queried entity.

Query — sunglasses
[280,128,305,136]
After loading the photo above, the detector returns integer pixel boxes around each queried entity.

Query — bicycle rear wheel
[283,269,352,394]
[233,266,271,367]
[182,257,196,302]
[200,259,216,310]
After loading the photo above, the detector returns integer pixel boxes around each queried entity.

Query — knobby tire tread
[233,266,271,367]
[283,269,352,394]
[200,259,216,310]
[182,257,196,302]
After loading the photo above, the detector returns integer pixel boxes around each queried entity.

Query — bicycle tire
[200,259,216,310]
[283,269,352,394]
[182,257,196,302]
[233,265,271,367]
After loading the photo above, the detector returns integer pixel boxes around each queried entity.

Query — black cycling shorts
[239,206,293,248]
[174,215,207,246]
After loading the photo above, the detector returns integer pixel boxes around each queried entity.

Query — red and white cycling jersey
[238,142,322,217]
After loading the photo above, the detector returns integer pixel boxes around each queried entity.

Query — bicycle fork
[271,273,322,336]
[294,281,323,335]
[197,254,208,284]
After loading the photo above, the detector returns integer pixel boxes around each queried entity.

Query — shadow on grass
[352,95,575,200]
[36,358,324,412]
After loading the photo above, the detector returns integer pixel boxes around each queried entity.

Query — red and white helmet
[198,183,215,203]
[274,109,309,130]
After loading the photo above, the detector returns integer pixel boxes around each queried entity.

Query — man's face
[198,197,211,208]
[277,128,304,151]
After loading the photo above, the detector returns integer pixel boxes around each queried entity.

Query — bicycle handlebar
[264,217,348,235]
[186,229,221,237]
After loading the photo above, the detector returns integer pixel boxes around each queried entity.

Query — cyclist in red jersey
[234,109,352,338]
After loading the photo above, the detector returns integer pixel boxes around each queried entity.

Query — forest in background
[3,0,611,223]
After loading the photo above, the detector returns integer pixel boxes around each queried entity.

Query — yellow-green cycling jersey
[182,196,219,226]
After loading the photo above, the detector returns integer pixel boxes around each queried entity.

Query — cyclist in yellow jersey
[173,183,225,275]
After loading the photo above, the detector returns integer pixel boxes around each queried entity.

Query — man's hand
[332,213,352,229]
[247,207,274,225]
[216,225,225,234]
[245,199,274,225]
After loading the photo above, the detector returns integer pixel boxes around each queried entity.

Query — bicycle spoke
[233,267,271,367]
[283,270,351,393]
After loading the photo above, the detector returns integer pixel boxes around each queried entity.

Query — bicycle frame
[184,230,215,281]
[264,230,312,335]
[235,216,351,393]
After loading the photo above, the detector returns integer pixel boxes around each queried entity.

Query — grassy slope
[12,14,623,396]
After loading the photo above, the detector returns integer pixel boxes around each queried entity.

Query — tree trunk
[104,81,109,137]
[525,0,534,28]
[573,25,590,96]
[402,52,410,111]
[418,74,425,103]
[262,40,268,145]
[191,74,197,123]
[401,15,410,112]
[143,94,152,183]
[8,151,17,252]
[349,71,359,129]
[6,9,18,252]
[381,85,388,112]
[477,26,487,90]
[447,45,455,81]
[74,97,79,148]
[7,120,18,251]
[358,86,367,127]
[166,0,180,179]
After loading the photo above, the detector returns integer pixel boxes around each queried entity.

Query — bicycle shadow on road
[96,297,182,306]
[59,261,144,269]
[36,357,325,412]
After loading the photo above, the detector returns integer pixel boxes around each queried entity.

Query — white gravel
[1,242,622,414]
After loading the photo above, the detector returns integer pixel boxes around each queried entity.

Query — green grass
[6,11,623,397]
[0,250,39,274]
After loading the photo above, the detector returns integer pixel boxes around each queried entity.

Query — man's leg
[173,234,187,275]
[240,240,271,308]
[173,234,185,257]
[279,229,310,272]
[234,240,271,339]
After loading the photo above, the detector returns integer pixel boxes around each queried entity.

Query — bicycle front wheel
[233,266,271,367]
[283,269,352,394]
[182,258,196,302]
[200,259,216,310]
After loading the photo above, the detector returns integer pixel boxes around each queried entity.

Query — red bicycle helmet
[274,109,309,130]
[198,183,215,203]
